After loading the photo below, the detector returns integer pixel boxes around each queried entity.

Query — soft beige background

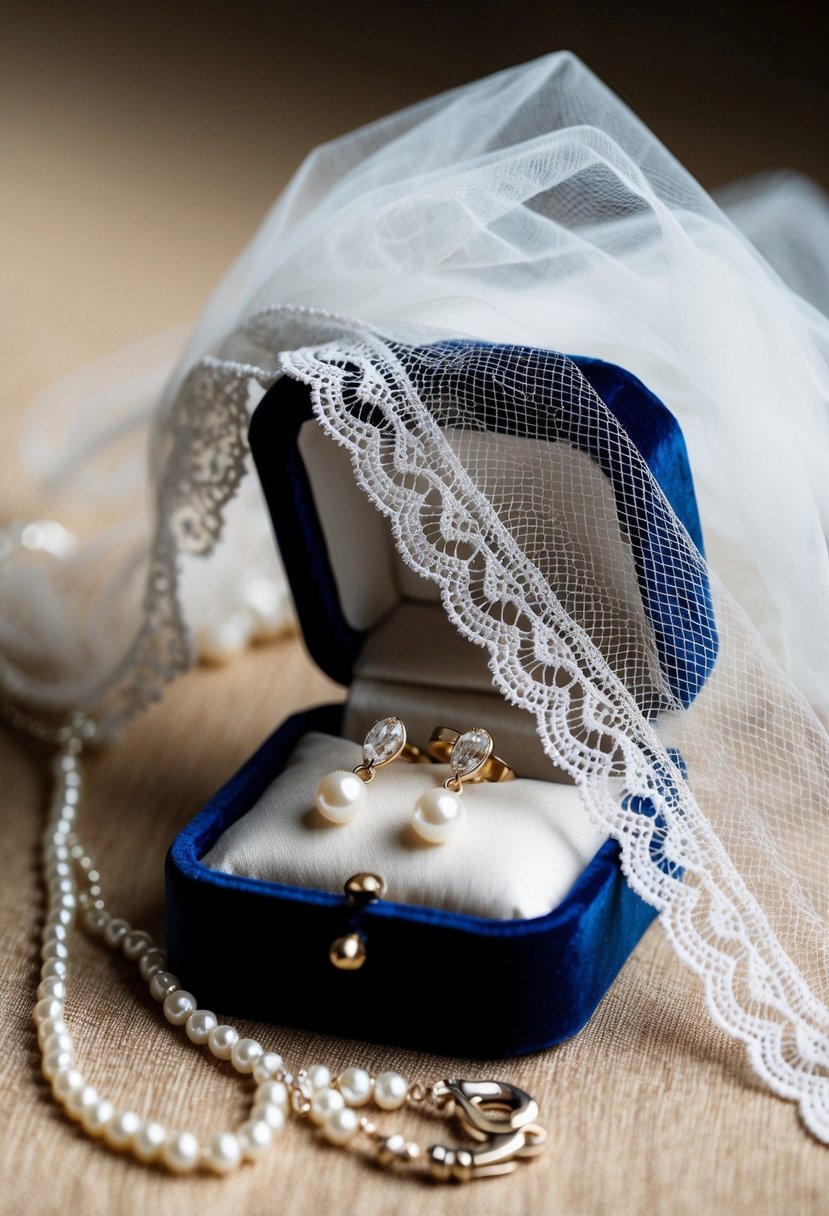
[2,3,828,1213]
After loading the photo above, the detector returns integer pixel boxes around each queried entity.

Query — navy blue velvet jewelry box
[166,343,715,1058]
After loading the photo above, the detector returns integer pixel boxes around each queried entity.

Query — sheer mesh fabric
[4,53,829,1138]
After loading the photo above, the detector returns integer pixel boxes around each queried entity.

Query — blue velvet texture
[166,342,710,1057]
[250,342,718,705]
[167,705,661,1057]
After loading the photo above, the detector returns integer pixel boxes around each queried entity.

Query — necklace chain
[35,736,455,1176]
[12,521,545,1181]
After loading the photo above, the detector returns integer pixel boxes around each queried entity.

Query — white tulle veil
[5,52,829,1142]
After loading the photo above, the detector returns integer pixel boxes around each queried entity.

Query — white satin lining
[202,731,607,920]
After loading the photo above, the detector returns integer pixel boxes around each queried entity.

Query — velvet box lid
[165,341,715,1057]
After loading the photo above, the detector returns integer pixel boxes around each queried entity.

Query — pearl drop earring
[316,718,413,824]
[412,727,511,844]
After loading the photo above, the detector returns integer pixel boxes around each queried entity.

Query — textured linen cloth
[3,19,828,1207]
[2,640,828,1216]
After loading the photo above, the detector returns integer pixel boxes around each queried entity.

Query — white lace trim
[6,299,829,1143]
[280,326,829,1143]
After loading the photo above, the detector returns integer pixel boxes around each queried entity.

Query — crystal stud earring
[316,717,414,825]
[412,727,506,844]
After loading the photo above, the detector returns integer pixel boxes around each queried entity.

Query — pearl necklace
[5,520,545,1182]
[34,731,547,1181]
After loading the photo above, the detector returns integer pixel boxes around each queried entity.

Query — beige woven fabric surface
[2,644,828,1216]
[3,8,829,1212]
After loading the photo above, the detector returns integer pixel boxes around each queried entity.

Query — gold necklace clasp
[427,1079,547,1181]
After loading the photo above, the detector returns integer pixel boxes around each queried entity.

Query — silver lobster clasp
[427,1079,547,1182]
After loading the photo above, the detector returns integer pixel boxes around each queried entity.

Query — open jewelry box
[166,342,715,1058]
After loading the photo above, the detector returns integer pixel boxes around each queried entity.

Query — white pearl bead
[149,970,179,1002]
[338,1066,373,1106]
[185,1009,218,1045]
[315,770,368,824]
[82,1098,115,1137]
[43,1030,73,1057]
[41,939,68,962]
[38,1015,69,1046]
[66,1083,99,1121]
[323,1107,360,1145]
[310,1087,345,1125]
[139,949,166,981]
[103,917,131,949]
[122,930,154,961]
[412,787,465,844]
[104,1110,141,1150]
[83,907,109,937]
[42,1048,74,1080]
[34,997,64,1025]
[198,611,255,664]
[255,1080,289,1110]
[133,1120,167,1163]
[208,1024,238,1060]
[230,1037,263,1074]
[205,1131,242,1174]
[238,1119,272,1160]
[243,577,286,639]
[163,990,197,1026]
[374,1071,409,1110]
[37,978,66,1001]
[161,1130,200,1174]
[250,1102,285,1131]
[52,1066,84,1103]
[306,1064,332,1091]
[41,958,68,980]
[252,1051,284,1083]
[38,1021,69,1050]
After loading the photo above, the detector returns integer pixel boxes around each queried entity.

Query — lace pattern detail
[84,356,277,737]
[5,50,829,1158]
[6,298,829,1143]
[281,328,829,1143]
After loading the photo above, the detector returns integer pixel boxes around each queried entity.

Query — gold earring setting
[316,718,411,824]
[412,727,502,845]
[426,726,515,785]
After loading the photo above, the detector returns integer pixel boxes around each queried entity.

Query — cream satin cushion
[203,732,607,920]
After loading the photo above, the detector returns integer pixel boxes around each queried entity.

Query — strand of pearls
[34,738,419,1177]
